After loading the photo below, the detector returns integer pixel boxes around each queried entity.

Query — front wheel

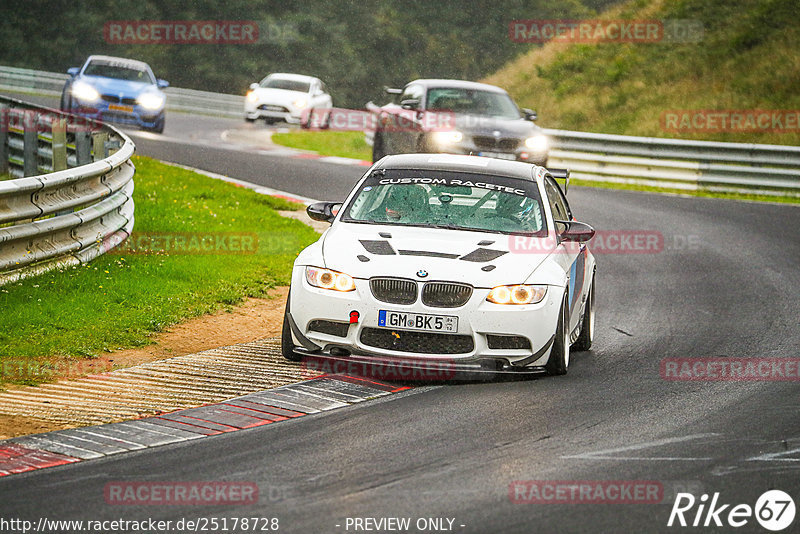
[281,293,301,362]
[60,91,71,113]
[545,292,570,376]
[148,117,165,134]
[572,275,595,351]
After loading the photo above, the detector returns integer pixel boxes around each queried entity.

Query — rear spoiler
[383,86,403,95]
[547,167,570,195]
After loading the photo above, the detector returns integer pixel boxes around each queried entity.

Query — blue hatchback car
[61,55,169,133]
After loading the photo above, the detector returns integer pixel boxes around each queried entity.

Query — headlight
[246,91,258,102]
[293,98,308,109]
[524,135,548,152]
[487,284,547,305]
[71,81,100,102]
[432,130,463,144]
[137,93,165,110]
[305,266,356,292]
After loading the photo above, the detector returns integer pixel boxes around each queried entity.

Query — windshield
[426,88,521,119]
[260,77,311,92]
[343,170,546,235]
[83,61,153,83]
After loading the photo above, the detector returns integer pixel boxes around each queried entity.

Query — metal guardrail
[0,95,135,285]
[542,128,800,194]
[0,65,244,118]
[3,65,798,195]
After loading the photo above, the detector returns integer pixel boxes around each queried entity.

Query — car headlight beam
[305,266,356,292]
[432,130,463,145]
[71,81,100,103]
[487,284,547,305]
[524,135,548,152]
[293,98,308,109]
[246,91,258,102]
[137,93,165,110]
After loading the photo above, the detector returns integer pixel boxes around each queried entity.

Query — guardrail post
[0,103,7,175]
[74,131,91,166]
[92,131,108,161]
[51,117,67,172]
[23,110,38,176]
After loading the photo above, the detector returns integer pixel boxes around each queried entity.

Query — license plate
[478,151,516,160]
[378,310,458,333]
[109,104,134,112]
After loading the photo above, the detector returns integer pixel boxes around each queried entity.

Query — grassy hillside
[485,0,800,145]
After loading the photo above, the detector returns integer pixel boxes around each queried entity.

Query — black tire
[572,275,595,352]
[281,293,302,362]
[372,132,387,162]
[149,117,165,134]
[302,108,315,129]
[60,91,71,113]
[545,292,570,376]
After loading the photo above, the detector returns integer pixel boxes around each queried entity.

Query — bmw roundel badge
[416,270,428,278]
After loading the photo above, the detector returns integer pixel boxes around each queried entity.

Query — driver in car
[367,186,430,223]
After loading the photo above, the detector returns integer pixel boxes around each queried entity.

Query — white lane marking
[319,156,367,165]
[158,160,319,204]
[562,433,721,461]
[747,445,800,462]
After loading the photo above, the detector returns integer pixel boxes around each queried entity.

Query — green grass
[271,130,372,161]
[0,156,319,386]
[485,0,800,146]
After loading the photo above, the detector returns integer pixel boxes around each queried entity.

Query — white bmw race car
[282,154,596,377]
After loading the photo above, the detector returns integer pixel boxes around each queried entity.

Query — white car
[282,154,596,377]
[244,73,332,125]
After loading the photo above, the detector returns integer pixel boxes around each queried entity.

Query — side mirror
[400,99,420,110]
[522,108,538,121]
[157,79,170,89]
[307,201,342,223]
[67,67,79,77]
[249,82,259,91]
[557,221,595,243]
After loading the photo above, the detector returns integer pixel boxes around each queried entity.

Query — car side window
[545,177,571,233]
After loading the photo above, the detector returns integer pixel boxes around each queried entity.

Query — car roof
[405,79,507,93]
[85,55,151,71]
[265,73,319,83]
[374,154,542,181]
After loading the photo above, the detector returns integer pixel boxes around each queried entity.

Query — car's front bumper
[71,101,164,129]
[244,102,303,123]
[287,267,563,371]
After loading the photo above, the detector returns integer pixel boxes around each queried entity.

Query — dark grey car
[368,79,549,164]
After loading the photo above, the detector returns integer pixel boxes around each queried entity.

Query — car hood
[452,114,543,137]
[79,76,156,97]
[251,87,307,104]
[319,222,554,287]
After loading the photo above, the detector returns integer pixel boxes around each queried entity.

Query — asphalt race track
[1,101,799,533]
